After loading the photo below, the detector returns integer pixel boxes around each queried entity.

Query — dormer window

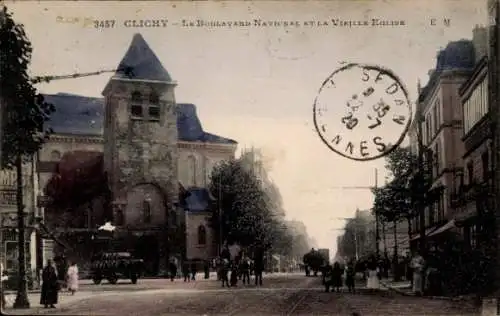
[148,92,160,121]
[131,91,143,119]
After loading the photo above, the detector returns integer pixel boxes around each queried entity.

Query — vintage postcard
[0,0,495,315]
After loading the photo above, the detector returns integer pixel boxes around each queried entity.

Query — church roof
[113,33,173,82]
[43,93,237,144]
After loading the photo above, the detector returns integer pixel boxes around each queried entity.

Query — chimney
[472,24,488,62]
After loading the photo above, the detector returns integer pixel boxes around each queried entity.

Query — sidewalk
[380,278,478,303]
[3,290,102,314]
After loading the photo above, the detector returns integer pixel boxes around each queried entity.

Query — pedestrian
[345,260,356,293]
[230,262,238,287]
[1,262,8,309]
[331,262,343,292]
[66,261,79,295]
[40,259,59,308]
[169,259,177,282]
[204,260,210,279]
[190,262,197,281]
[220,259,230,287]
[366,257,380,291]
[182,261,190,282]
[240,256,251,285]
[253,249,264,286]
[411,251,425,296]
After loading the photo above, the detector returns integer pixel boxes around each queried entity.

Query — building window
[425,116,431,144]
[433,144,439,177]
[433,105,438,133]
[50,150,61,161]
[438,193,445,221]
[131,91,143,118]
[428,204,435,226]
[482,151,489,182]
[187,155,196,186]
[170,210,177,226]
[143,200,151,223]
[197,225,207,245]
[471,224,478,249]
[205,158,212,186]
[435,98,441,129]
[115,209,124,226]
[148,92,160,121]
[467,162,474,185]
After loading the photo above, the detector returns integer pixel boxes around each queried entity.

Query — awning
[410,227,438,241]
[428,220,456,237]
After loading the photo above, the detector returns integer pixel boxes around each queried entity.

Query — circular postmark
[313,63,412,161]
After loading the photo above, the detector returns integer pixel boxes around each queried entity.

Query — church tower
[101,34,179,271]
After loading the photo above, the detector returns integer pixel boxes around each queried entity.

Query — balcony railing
[450,171,494,208]
[0,189,16,205]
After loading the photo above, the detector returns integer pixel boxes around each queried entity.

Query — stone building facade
[35,33,237,274]
[410,28,488,251]
[410,39,477,247]
[453,55,491,250]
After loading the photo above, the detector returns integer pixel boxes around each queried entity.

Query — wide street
[3,273,479,315]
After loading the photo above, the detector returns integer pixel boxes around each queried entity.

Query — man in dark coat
[182,262,190,282]
[253,249,264,286]
[40,259,59,308]
[169,259,177,282]
[345,260,356,293]
[190,262,197,281]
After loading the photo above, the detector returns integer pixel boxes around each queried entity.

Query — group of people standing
[323,261,356,293]
[0,258,79,310]
[322,256,386,293]
[218,247,265,288]
[39,259,79,309]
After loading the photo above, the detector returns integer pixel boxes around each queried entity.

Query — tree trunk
[393,221,400,281]
[406,216,413,252]
[13,153,30,308]
[382,221,388,257]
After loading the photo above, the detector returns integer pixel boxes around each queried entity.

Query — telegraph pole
[374,168,380,260]
[218,174,223,256]
[416,98,427,256]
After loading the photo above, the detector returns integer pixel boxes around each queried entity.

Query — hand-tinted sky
[8,0,486,258]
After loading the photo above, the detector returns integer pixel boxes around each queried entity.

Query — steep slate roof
[113,33,173,82]
[181,187,215,212]
[419,40,476,102]
[44,93,104,136]
[43,93,237,144]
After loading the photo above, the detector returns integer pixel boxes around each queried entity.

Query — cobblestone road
[3,274,480,315]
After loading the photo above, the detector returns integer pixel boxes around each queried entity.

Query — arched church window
[197,225,206,245]
[205,158,212,186]
[130,91,143,118]
[148,92,160,121]
[50,150,61,161]
[115,209,124,226]
[170,210,177,226]
[143,200,151,224]
[187,155,196,186]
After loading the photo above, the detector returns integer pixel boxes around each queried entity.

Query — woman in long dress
[66,262,79,295]
[40,259,59,308]
[411,253,425,295]
[366,258,380,290]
